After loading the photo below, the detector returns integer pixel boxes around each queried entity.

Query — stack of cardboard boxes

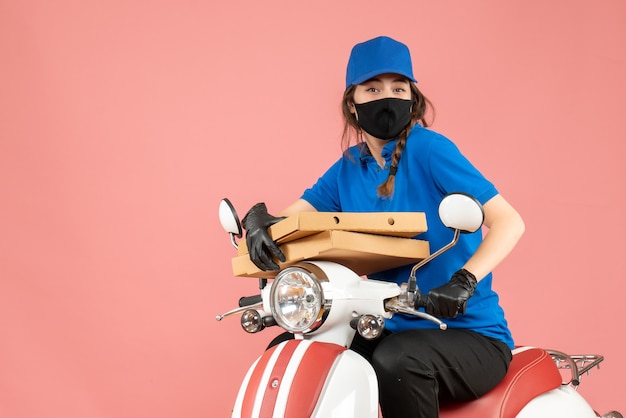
[232,212,430,278]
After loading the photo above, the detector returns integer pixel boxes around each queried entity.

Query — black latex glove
[241,202,286,271]
[425,269,477,318]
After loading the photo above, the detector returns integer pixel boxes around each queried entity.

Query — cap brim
[349,69,417,87]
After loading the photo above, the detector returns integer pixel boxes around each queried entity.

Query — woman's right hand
[241,202,286,271]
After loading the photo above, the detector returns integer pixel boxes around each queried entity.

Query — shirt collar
[358,139,398,164]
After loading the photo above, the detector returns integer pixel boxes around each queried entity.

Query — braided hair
[340,82,435,197]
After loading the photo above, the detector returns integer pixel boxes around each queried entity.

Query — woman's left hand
[424,269,477,318]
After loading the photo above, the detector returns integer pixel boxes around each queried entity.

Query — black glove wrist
[425,268,478,318]
[241,202,286,271]
[452,268,478,294]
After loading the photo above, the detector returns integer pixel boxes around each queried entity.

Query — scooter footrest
[439,346,562,418]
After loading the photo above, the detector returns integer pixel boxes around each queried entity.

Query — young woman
[241,35,525,417]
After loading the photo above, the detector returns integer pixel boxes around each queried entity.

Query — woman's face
[350,73,412,112]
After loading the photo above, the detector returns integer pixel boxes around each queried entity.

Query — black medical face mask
[354,98,413,140]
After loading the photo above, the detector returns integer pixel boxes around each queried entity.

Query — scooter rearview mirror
[218,199,267,290]
[219,198,242,238]
[438,193,485,234]
[407,193,485,297]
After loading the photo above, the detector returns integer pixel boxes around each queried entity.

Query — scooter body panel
[517,385,598,418]
[311,348,378,418]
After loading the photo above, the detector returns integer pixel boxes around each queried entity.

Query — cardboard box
[232,230,430,278]
[237,211,427,255]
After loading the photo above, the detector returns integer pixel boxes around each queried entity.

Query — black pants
[269,329,511,418]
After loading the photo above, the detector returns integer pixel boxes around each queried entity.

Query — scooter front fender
[232,339,378,418]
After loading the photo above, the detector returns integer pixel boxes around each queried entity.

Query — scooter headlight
[270,265,330,334]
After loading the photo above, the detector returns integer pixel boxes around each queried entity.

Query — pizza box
[232,229,430,278]
[237,211,427,256]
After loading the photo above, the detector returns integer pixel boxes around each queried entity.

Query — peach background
[1,1,625,417]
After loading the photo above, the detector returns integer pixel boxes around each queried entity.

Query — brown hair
[340,82,435,197]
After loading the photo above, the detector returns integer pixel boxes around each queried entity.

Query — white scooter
[216,194,622,418]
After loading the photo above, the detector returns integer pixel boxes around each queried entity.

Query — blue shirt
[302,125,514,348]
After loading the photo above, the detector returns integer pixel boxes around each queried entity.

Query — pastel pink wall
[1,1,624,417]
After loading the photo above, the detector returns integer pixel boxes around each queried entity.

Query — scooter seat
[439,346,562,418]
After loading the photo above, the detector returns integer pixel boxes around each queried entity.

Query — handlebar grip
[415,292,428,308]
[238,295,262,307]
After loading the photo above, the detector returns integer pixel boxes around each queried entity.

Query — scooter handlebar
[414,292,427,309]
[385,297,447,330]
[239,295,263,307]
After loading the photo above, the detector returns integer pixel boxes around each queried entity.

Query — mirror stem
[410,229,461,278]
[229,232,239,250]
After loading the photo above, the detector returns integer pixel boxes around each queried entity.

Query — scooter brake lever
[216,301,263,321]
[385,298,447,330]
